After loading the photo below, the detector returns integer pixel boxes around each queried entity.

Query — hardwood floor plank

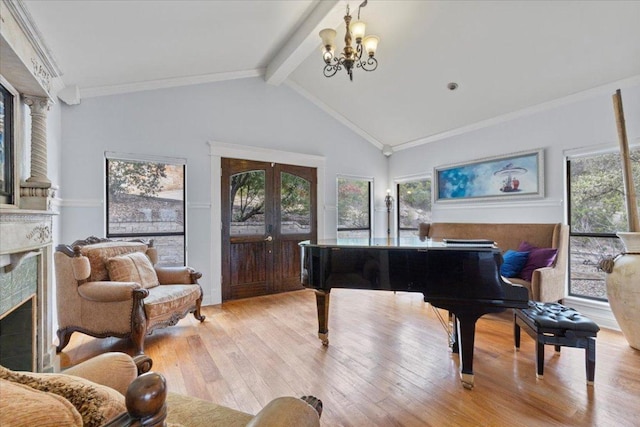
[60,289,640,426]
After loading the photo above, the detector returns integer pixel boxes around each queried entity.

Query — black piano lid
[299,237,499,251]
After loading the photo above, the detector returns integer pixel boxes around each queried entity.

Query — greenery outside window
[337,176,371,239]
[567,147,639,300]
[397,178,432,238]
[106,154,186,266]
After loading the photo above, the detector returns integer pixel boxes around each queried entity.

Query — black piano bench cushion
[522,302,600,333]
[514,302,599,385]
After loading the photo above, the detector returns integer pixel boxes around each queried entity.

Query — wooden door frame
[209,141,326,305]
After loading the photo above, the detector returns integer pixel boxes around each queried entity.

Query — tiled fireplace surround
[0,211,56,372]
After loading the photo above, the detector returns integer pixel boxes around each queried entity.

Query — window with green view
[567,147,640,300]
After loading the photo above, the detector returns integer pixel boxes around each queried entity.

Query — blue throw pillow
[500,250,530,278]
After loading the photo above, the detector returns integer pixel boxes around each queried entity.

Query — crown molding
[4,0,62,78]
[81,68,265,98]
[393,74,640,152]
[286,74,639,155]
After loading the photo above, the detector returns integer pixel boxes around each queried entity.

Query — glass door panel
[280,172,311,234]
[230,170,266,236]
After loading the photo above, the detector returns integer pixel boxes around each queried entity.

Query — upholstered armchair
[419,222,569,302]
[0,352,322,427]
[54,237,205,354]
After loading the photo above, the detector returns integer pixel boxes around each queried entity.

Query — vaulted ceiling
[22,0,640,152]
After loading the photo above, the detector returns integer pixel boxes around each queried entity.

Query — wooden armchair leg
[193,295,206,322]
[131,290,148,355]
[56,328,73,352]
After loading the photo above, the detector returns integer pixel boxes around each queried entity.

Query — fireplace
[0,211,56,372]
[1,0,60,373]
[0,297,36,371]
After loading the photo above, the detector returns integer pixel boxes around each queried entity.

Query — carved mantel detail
[30,57,52,93]
[26,223,52,243]
[0,210,55,256]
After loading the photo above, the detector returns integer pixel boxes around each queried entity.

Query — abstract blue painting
[435,150,544,202]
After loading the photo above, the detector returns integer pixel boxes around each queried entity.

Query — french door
[221,158,317,301]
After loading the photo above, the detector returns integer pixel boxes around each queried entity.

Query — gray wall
[390,83,640,224]
[58,77,388,304]
[57,75,639,315]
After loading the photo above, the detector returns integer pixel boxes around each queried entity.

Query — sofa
[0,352,322,427]
[55,237,206,355]
[419,222,569,302]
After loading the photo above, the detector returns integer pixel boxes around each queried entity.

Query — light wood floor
[60,289,640,426]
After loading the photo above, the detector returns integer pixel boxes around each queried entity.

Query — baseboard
[563,296,620,331]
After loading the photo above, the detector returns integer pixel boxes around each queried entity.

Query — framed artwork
[434,149,544,203]
[0,81,15,205]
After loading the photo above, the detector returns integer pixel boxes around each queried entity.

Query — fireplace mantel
[1,0,62,372]
[0,209,57,372]
[0,208,55,257]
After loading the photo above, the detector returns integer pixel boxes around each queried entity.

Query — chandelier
[319,1,379,81]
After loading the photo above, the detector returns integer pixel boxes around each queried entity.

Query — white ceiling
[22,0,640,152]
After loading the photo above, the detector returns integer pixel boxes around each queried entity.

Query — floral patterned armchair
[54,237,205,354]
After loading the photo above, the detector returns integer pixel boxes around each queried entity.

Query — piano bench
[514,302,600,385]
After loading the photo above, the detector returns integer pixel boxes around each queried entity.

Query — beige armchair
[55,236,205,354]
[419,222,569,302]
[0,353,322,427]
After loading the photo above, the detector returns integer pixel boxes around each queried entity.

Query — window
[397,178,432,238]
[337,177,371,238]
[106,154,186,266]
[567,147,640,300]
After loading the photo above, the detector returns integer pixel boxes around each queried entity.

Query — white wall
[59,77,388,305]
[390,82,640,224]
[48,98,63,241]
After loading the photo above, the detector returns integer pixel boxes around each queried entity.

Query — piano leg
[449,312,459,353]
[456,315,480,390]
[314,289,330,346]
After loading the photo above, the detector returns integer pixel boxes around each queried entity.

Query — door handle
[265,235,273,242]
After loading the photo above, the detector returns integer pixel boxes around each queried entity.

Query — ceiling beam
[265,0,345,86]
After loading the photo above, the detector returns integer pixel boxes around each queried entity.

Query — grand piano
[299,237,529,389]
